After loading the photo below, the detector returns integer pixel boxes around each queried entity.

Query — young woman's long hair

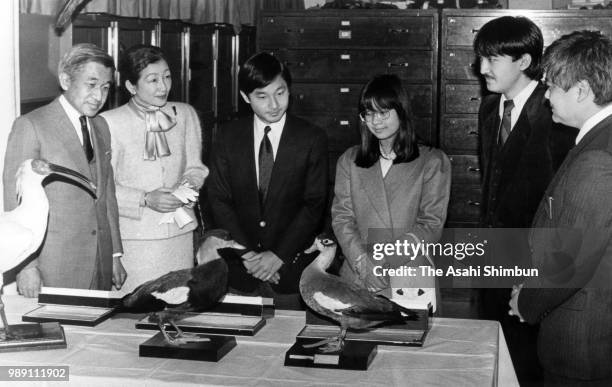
[355,74,419,168]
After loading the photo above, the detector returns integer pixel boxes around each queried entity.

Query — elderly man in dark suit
[474,16,576,382]
[510,30,612,385]
[207,52,328,308]
[3,43,126,297]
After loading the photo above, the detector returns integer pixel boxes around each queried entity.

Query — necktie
[498,99,514,145]
[79,115,94,163]
[258,126,274,203]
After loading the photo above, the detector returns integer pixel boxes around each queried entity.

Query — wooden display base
[136,312,265,336]
[284,338,377,370]
[139,332,236,362]
[0,322,67,352]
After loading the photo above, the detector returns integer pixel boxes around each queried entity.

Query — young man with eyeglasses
[207,52,329,309]
[474,16,576,383]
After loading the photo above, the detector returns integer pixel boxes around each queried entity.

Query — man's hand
[112,256,127,290]
[144,188,183,213]
[16,267,42,298]
[246,251,283,282]
[508,284,525,322]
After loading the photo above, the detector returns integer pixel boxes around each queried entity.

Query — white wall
[0,0,20,210]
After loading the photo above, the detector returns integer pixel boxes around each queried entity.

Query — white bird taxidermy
[0,159,96,339]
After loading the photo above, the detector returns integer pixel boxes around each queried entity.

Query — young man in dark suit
[510,30,612,384]
[207,52,328,308]
[473,16,575,382]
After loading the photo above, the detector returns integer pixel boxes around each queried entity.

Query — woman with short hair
[101,45,208,293]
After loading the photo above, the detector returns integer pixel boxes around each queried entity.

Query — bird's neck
[313,251,334,271]
[16,185,50,231]
[20,185,49,209]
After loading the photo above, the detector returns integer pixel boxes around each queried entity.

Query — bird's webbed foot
[160,321,211,345]
[302,335,345,353]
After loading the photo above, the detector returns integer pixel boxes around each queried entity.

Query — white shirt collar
[576,103,612,144]
[253,113,286,185]
[499,80,539,130]
[253,113,286,158]
[254,113,286,137]
[59,94,88,144]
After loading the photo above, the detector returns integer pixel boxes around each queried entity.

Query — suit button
[257,243,262,248]
[91,230,97,235]
[259,221,266,227]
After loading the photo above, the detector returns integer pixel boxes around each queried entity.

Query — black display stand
[0,322,67,352]
[284,338,377,370]
[139,333,236,362]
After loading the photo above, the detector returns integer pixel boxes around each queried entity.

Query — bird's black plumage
[121,258,228,315]
[119,230,244,344]
[120,258,229,344]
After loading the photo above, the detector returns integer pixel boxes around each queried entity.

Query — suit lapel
[549,115,612,189]
[51,99,93,180]
[358,162,392,227]
[481,97,500,173]
[533,114,612,227]
[238,119,260,211]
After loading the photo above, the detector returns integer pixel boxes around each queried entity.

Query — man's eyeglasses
[359,110,391,123]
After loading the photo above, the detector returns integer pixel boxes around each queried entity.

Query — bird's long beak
[48,163,97,197]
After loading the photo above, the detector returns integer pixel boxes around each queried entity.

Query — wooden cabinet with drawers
[440,9,612,227]
[258,10,439,178]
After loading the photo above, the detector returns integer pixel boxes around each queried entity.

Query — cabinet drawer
[443,49,479,81]
[291,83,433,116]
[445,15,612,47]
[445,16,494,47]
[260,16,434,49]
[291,84,360,113]
[298,114,360,153]
[536,17,612,47]
[272,49,434,82]
[447,184,482,223]
[295,114,433,151]
[445,84,482,114]
[449,155,481,185]
[441,116,479,153]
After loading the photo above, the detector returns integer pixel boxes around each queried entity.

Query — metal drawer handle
[285,28,304,33]
[469,63,476,68]
[468,130,478,136]
[297,94,305,100]
[468,200,481,207]
[468,166,480,173]
[471,28,480,34]
[470,97,481,101]
[388,28,410,34]
[387,62,410,68]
